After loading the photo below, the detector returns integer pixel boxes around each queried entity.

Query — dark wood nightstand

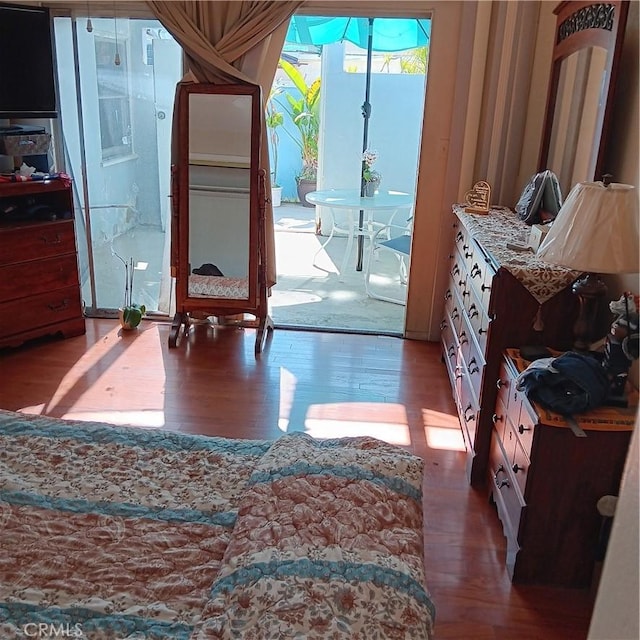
[489,348,636,587]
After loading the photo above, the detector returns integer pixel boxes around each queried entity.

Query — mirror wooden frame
[538,0,629,190]
[169,82,273,355]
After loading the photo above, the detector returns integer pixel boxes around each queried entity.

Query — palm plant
[277,58,321,182]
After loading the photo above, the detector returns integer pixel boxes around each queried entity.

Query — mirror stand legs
[255,315,275,355]
[169,312,188,348]
[167,311,274,354]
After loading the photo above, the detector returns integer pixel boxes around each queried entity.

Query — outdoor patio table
[305,189,414,278]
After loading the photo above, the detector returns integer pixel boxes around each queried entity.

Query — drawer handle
[444,289,452,301]
[465,250,473,259]
[451,309,459,320]
[496,378,506,389]
[468,358,479,375]
[452,265,460,276]
[455,231,463,241]
[497,479,510,489]
[447,345,455,357]
[481,283,491,292]
[463,405,476,423]
[455,367,463,380]
[478,327,487,335]
[459,331,468,345]
[518,424,531,435]
[463,243,469,252]
[494,464,505,481]
[41,233,62,245]
[512,463,524,474]
[492,413,503,424]
[458,279,465,287]
[470,263,482,278]
[440,320,448,331]
[468,304,479,318]
[462,289,470,297]
[48,299,70,312]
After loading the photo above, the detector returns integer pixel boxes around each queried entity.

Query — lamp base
[572,272,607,351]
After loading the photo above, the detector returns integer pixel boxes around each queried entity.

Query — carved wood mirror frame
[169,82,273,354]
[538,0,629,194]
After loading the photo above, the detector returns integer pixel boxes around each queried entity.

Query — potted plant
[278,58,320,207]
[362,148,382,197]
[114,251,146,330]
[266,87,284,207]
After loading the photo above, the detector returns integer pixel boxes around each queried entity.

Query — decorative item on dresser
[0,179,85,348]
[490,349,636,587]
[440,204,577,485]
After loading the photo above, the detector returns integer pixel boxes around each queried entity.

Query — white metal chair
[364,216,413,305]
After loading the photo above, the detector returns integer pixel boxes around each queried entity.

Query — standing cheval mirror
[169,83,273,354]
[538,0,629,195]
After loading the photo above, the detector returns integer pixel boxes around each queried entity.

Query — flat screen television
[0,2,57,118]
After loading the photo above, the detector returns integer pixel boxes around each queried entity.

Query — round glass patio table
[305,189,414,277]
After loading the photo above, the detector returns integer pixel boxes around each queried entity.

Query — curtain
[147,0,303,289]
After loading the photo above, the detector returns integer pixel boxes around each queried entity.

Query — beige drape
[147,0,303,288]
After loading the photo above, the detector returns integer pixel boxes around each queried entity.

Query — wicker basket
[0,133,51,156]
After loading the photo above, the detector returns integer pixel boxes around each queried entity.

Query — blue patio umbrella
[285,16,430,269]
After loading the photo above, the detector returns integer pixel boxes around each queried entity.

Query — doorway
[268,16,429,335]
[53,16,182,316]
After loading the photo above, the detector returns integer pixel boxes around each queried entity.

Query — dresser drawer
[0,220,77,266]
[0,286,83,336]
[502,422,531,496]
[458,373,479,454]
[490,431,525,542]
[0,254,80,302]
[514,397,536,459]
[463,278,491,353]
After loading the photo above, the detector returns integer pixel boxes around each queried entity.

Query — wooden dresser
[490,349,635,587]
[440,205,577,485]
[0,179,85,348]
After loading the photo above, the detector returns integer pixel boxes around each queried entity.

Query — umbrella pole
[356,17,374,272]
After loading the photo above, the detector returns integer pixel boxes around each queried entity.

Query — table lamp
[536,179,639,351]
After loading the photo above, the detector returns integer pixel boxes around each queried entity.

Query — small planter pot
[364,178,381,197]
[297,178,317,207]
[271,186,282,207]
[119,305,145,330]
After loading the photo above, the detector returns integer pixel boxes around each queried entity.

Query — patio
[271,202,407,334]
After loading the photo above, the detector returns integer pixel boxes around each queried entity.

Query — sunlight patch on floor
[304,402,410,445]
[422,408,466,451]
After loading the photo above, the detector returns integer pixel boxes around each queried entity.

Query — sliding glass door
[53,16,182,315]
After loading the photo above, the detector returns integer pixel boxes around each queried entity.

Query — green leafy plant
[113,251,146,329]
[266,86,284,188]
[277,58,321,182]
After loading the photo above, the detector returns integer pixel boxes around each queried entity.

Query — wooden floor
[0,319,594,639]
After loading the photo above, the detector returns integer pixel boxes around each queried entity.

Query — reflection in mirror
[546,47,608,195]
[539,1,629,196]
[187,93,252,299]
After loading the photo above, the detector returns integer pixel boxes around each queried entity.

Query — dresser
[440,205,577,485]
[490,349,635,586]
[0,179,85,348]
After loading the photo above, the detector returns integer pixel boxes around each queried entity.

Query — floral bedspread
[0,410,434,639]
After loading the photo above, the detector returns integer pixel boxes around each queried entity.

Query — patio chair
[364,216,413,305]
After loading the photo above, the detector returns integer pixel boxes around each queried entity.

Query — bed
[0,409,434,639]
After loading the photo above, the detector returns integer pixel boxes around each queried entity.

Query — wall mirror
[538,0,629,195]
[170,82,273,354]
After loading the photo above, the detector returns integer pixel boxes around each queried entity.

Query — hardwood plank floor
[0,319,594,638]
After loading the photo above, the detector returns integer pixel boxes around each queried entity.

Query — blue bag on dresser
[515,351,609,414]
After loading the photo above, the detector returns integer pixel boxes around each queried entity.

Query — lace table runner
[453,204,579,304]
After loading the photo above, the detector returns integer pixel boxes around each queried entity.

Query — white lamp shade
[537,181,639,273]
